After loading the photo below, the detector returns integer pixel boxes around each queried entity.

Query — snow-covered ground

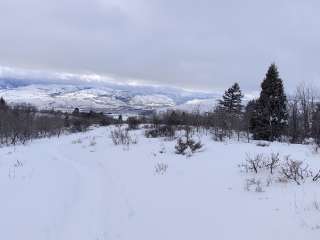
[1,126,320,240]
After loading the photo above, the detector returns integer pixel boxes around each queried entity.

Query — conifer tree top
[218,82,244,114]
[265,63,279,80]
[260,63,285,98]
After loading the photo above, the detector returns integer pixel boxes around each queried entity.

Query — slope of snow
[0,83,220,113]
[173,98,217,112]
[1,127,320,239]
[0,84,127,111]
[129,94,175,108]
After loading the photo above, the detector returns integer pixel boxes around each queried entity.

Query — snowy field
[1,126,320,240]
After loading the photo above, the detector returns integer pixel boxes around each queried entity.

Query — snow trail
[1,127,320,239]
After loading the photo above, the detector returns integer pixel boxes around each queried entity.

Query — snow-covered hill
[0,79,220,114]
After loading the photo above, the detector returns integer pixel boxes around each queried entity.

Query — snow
[129,94,175,107]
[172,98,217,112]
[1,127,320,239]
[0,83,220,113]
[0,84,127,111]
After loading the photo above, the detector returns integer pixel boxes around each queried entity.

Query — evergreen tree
[167,111,180,126]
[218,83,244,138]
[0,97,8,110]
[218,82,244,114]
[252,64,288,141]
[0,97,5,105]
[245,100,258,133]
[72,107,80,116]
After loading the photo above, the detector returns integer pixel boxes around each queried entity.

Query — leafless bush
[280,157,312,185]
[240,152,281,175]
[241,153,265,174]
[110,127,137,146]
[154,163,168,175]
[236,154,318,185]
[265,152,280,174]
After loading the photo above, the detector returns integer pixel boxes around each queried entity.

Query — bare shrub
[280,157,312,185]
[241,153,265,174]
[154,163,168,175]
[265,152,280,174]
[110,127,137,146]
[240,152,280,175]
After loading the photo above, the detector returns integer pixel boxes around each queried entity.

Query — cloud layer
[1,0,320,91]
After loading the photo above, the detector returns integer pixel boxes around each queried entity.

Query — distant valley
[0,78,220,114]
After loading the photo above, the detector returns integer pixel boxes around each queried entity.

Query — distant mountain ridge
[0,77,221,114]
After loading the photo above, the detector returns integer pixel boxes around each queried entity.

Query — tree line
[0,99,117,145]
[136,63,320,144]
[1,63,319,145]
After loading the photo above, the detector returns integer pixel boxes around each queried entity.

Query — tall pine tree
[251,64,288,141]
[218,82,244,114]
[218,83,244,138]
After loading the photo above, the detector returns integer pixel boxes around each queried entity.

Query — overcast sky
[0,0,320,92]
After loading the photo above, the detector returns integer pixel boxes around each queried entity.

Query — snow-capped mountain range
[0,78,221,114]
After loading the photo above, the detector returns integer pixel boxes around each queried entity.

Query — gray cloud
[1,0,320,92]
